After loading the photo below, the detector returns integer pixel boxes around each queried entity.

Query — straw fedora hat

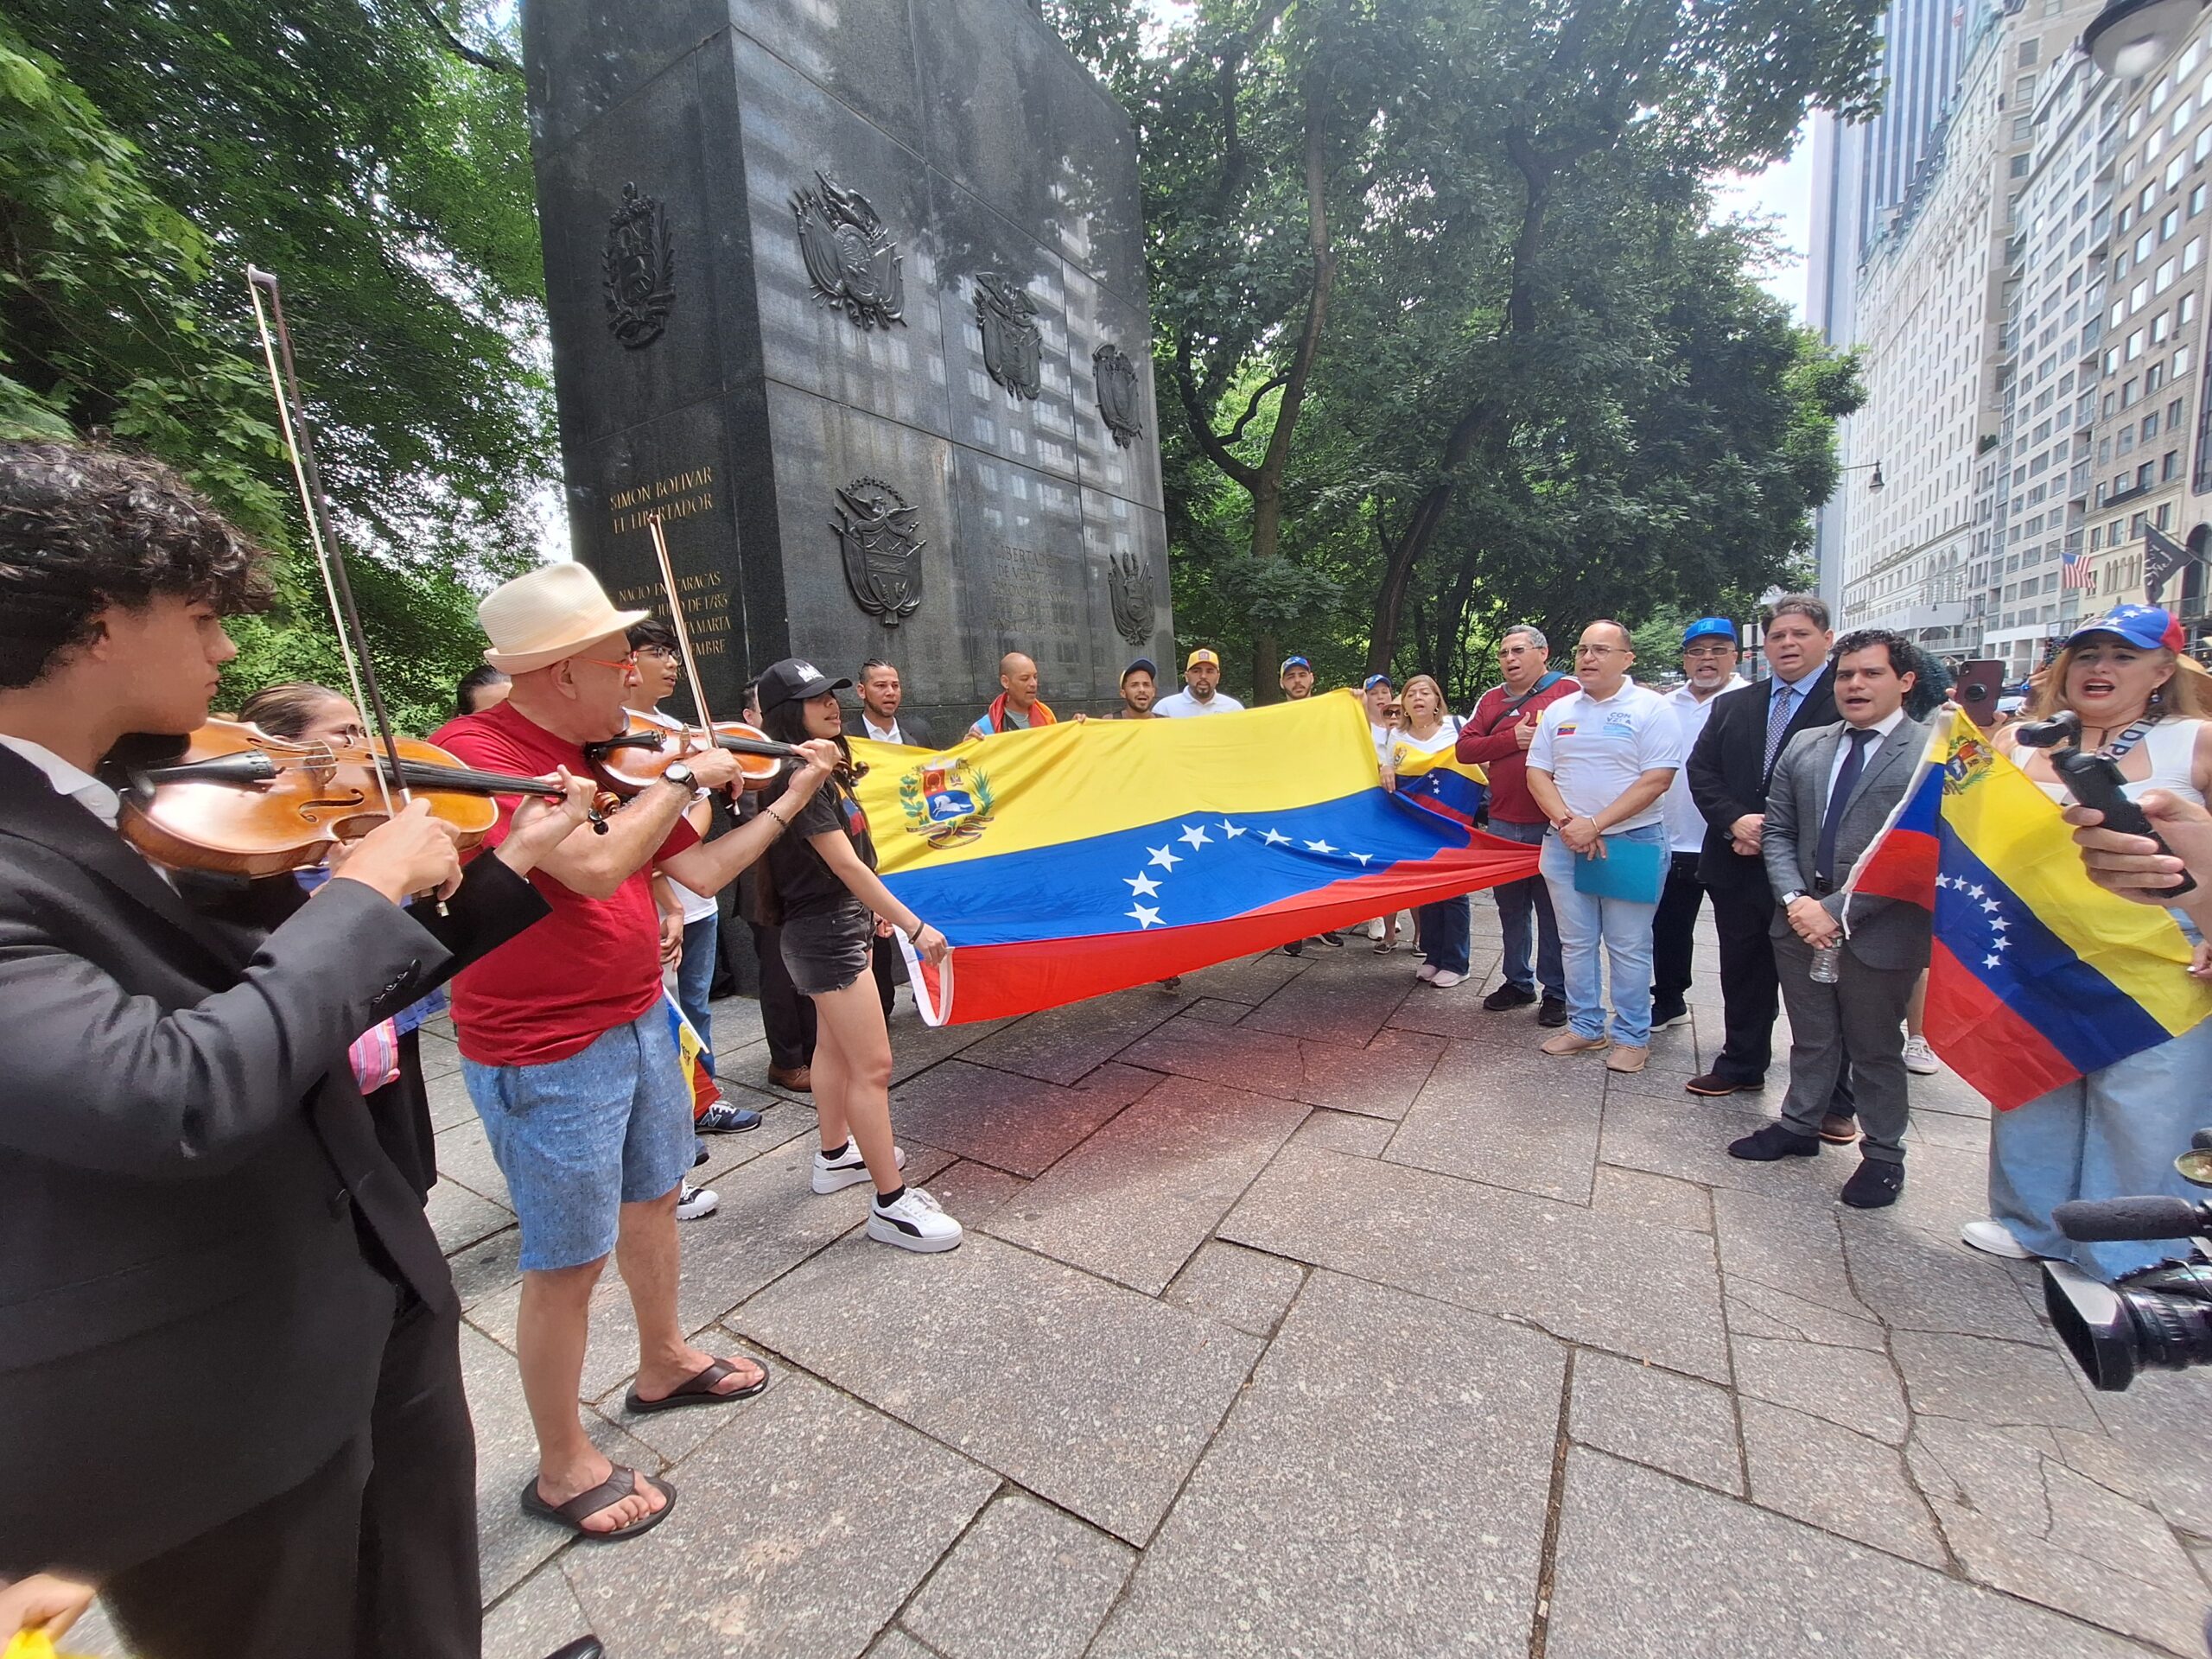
[478,563,649,673]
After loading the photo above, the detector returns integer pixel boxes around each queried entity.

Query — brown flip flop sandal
[624,1354,771,1414]
[520,1465,677,1541]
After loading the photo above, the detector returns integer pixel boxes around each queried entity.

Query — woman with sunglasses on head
[1966,605,2212,1277]
[752,658,959,1251]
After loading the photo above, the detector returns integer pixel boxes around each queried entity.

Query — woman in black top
[753,658,959,1251]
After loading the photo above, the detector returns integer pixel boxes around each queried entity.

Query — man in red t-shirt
[1456,626,1579,1025]
[434,563,835,1545]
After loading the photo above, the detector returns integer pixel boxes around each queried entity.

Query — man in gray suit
[1727,629,1934,1207]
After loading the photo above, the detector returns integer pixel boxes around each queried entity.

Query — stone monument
[521,0,1176,732]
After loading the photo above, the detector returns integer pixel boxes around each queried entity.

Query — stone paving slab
[1093,1272,1564,1658]
[1162,1239,1306,1337]
[1239,951,1421,1047]
[1738,1398,1944,1567]
[435,1112,512,1206]
[734,1233,1261,1543]
[1120,1013,1444,1119]
[956,984,1192,1085]
[1590,1164,1713,1234]
[887,1058,1158,1178]
[1222,1143,1731,1382]
[1545,1449,2151,1659]
[1290,1104,1394,1156]
[562,1360,999,1658]
[428,1176,513,1255]
[1384,1041,1605,1202]
[900,1491,1135,1659]
[1163,950,1305,1006]
[482,1560,594,1659]
[985,1075,1306,1294]
[424,1059,476,1129]
[1567,1350,1743,1495]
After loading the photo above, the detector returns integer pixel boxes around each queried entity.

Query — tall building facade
[1808,0,2212,673]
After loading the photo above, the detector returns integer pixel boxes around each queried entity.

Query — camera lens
[2044,1260,2212,1390]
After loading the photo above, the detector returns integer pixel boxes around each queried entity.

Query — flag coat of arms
[855,692,1533,1023]
[1843,707,2212,1109]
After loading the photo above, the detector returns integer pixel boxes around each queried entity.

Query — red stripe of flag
[1923,938,2080,1110]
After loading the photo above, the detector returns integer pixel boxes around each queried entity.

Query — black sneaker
[1537,995,1569,1028]
[1483,982,1536,1012]
[1317,931,1346,948]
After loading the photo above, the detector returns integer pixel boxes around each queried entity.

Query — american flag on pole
[2061,550,2094,590]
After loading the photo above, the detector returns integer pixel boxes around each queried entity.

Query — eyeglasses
[1576,644,1626,657]
[574,651,638,672]
[1682,645,1737,660]
[635,645,678,664]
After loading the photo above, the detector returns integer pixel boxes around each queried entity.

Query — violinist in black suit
[1682,593,1856,1132]
[0,441,595,1659]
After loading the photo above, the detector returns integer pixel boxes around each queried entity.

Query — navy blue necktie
[1815,728,1875,887]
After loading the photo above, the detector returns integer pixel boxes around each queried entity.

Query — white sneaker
[868,1186,963,1252]
[1365,918,1385,941]
[1415,963,1440,983]
[676,1183,719,1220]
[1902,1035,1941,1076]
[1961,1218,2036,1260]
[812,1141,906,1194]
[1430,969,1465,988]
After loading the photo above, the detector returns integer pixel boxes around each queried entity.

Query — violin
[584,713,805,797]
[118,717,600,879]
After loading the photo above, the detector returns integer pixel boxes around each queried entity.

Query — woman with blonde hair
[1965,604,2212,1276]
[1390,674,1471,985]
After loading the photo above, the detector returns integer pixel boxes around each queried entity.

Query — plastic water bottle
[1809,943,1842,984]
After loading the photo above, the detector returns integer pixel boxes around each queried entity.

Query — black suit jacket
[1687,668,1842,894]
[860,709,932,748]
[0,747,545,1577]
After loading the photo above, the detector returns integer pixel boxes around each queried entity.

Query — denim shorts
[461,1005,695,1271]
[782,898,875,996]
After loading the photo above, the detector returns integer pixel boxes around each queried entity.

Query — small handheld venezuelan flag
[1843,707,2212,1109]
[664,991,722,1121]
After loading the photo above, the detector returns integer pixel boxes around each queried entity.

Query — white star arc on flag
[1179,823,1212,850]
[1147,843,1181,872]
[1125,873,1161,897]
[1127,904,1163,929]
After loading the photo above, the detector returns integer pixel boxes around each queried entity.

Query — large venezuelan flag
[1844,707,2212,1109]
[1389,741,1490,829]
[854,691,1535,1022]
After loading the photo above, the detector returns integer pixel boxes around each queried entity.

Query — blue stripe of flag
[880,791,1472,947]
[1936,828,2168,1074]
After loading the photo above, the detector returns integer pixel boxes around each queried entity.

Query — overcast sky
[1711,130,1815,323]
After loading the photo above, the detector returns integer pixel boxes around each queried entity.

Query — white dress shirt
[1822,705,1909,806]
[861,714,906,745]
[0,732,122,827]
[1662,675,1746,853]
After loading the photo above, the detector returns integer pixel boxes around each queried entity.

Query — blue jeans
[1417,894,1471,976]
[463,1006,695,1271]
[677,912,718,1070]
[1989,1012,2212,1281]
[1488,818,1562,999]
[1540,823,1664,1046]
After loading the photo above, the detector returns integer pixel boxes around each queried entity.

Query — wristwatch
[660,762,697,792]
[1781,889,1807,906]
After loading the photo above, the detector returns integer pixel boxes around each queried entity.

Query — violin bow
[645,512,720,729]
[245,267,410,820]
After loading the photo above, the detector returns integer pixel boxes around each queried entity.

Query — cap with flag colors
[2064,602,2187,652]
[1841,707,2212,1110]
[851,695,1534,1021]
[1185,648,1221,669]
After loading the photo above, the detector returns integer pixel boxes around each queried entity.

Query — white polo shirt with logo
[1526,680,1684,831]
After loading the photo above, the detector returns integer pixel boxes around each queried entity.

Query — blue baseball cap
[1681,617,1738,648]
[1281,654,1313,673]
[1121,657,1157,682]
[2065,603,2188,652]
[1362,673,1395,692]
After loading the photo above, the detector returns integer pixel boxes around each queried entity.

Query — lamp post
[2086,0,2202,78]
[1840,460,1886,493]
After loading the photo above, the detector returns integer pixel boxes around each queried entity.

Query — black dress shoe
[1483,982,1536,1012]
[1840,1158,1905,1208]
[1537,995,1569,1027]
[1728,1122,1821,1161]
[1687,1071,1761,1097]
[543,1639,605,1659]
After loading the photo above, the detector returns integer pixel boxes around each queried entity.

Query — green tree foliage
[1052,0,1880,706]
[0,1,543,729]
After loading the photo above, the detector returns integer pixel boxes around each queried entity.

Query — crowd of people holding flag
[4,432,2211,1656]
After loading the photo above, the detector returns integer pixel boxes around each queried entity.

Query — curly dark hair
[0,440,271,690]
[1832,628,1925,689]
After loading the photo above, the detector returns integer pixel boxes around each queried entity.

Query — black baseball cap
[1122,657,1158,683]
[755,656,854,712]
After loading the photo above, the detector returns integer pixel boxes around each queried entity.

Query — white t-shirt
[1154,689,1246,718]
[1389,721,1460,766]
[1527,681,1683,830]
[628,707,721,925]
[1661,676,1745,853]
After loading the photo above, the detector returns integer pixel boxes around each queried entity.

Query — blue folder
[1569,835,1667,904]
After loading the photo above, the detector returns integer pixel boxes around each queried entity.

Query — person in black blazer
[1683,594,1856,1127]
[853,658,930,1014]
[0,442,594,1659]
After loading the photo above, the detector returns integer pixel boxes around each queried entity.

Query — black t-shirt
[764,770,876,920]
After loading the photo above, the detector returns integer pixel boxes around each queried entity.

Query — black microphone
[2054,1196,2212,1242]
